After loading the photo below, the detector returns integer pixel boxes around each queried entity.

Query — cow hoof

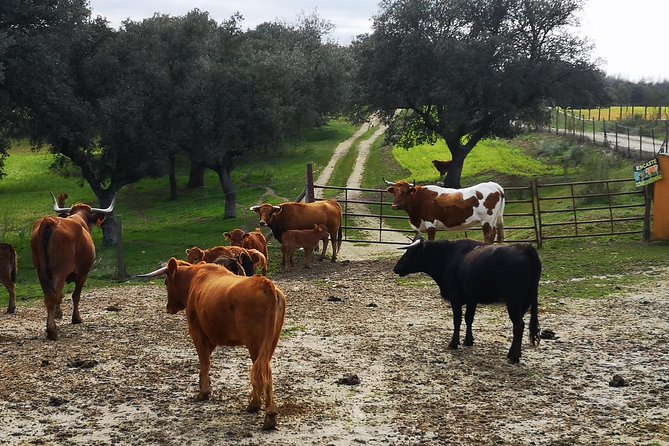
[6,307,15,314]
[463,338,474,347]
[246,403,260,413]
[507,357,520,364]
[262,415,277,431]
[447,342,459,350]
[46,329,58,341]
[196,392,210,401]
[72,317,83,324]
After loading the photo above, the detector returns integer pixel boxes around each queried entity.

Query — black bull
[393,238,541,363]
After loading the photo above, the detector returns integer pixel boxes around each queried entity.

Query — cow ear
[167,258,179,277]
[273,206,283,215]
[408,187,417,194]
[223,232,230,240]
[185,249,191,255]
[242,233,250,240]
[387,187,395,194]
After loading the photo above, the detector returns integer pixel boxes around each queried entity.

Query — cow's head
[384,179,416,211]
[136,258,190,314]
[185,247,206,264]
[51,192,116,229]
[393,237,425,277]
[224,228,246,246]
[249,204,282,227]
[313,223,330,239]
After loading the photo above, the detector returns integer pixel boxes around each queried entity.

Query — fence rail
[312,176,650,248]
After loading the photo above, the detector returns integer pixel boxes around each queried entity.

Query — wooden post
[592,118,596,143]
[306,163,315,203]
[608,107,611,121]
[531,179,542,248]
[639,127,643,159]
[643,185,651,242]
[115,215,127,280]
[627,127,631,157]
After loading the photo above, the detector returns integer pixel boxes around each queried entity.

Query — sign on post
[634,158,662,187]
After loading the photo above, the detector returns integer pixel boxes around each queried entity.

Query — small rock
[41,359,50,367]
[105,305,121,312]
[609,374,629,387]
[49,396,68,407]
[333,284,348,289]
[367,302,378,308]
[539,329,557,340]
[327,295,342,302]
[68,359,99,369]
[336,374,360,385]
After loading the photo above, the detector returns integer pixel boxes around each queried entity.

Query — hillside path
[320,120,412,260]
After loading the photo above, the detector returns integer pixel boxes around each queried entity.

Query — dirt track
[1,258,668,446]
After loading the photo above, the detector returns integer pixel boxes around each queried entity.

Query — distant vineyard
[563,106,669,121]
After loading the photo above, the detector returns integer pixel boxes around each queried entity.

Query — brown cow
[281,224,330,271]
[432,159,453,177]
[250,200,342,262]
[139,259,286,430]
[0,243,17,314]
[31,193,115,340]
[246,249,269,276]
[224,228,269,274]
[186,246,254,276]
[385,180,505,243]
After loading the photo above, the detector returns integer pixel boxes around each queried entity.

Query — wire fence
[547,107,669,159]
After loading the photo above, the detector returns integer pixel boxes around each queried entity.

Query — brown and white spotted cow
[385,180,505,243]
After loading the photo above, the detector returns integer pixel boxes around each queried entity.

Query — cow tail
[9,245,17,284]
[337,224,342,250]
[35,218,57,294]
[249,280,285,409]
[496,189,506,243]
[525,245,541,346]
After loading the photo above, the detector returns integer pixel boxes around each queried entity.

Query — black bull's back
[455,243,540,306]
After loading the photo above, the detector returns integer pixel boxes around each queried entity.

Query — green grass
[0,118,357,306]
[2,119,667,314]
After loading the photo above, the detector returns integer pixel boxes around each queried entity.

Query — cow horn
[136,265,168,278]
[396,237,423,250]
[272,205,281,211]
[91,194,116,214]
[383,177,395,186]
[411,179,416,187]
[249,205,260,212]
[51,191,71,214]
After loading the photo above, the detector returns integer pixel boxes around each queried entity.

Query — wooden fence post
[115,215,127,280]
[306,163,315,203]
[643,185,652,242]
[532,179,542,248]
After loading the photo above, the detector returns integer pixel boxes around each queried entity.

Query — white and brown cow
[385,180,505,243]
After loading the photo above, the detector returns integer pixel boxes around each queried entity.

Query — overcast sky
[87,0,669,82]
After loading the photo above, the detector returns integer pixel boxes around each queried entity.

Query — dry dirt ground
[1,257,668,446]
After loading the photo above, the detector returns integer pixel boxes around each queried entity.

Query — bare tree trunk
[169,156,178,201]
[443,145,467,188]
[187,164,205,188]
[99,190,119,246]
[215,166,237,219]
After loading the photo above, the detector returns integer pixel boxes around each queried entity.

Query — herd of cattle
[1,178,542,430]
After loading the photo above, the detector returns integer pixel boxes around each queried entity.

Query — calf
[432,159,453,177]
[393,238,541,363]
[246,249,269,276]
[139,259,286,430]
[224,228,269,274]
[281,224,330,271]
[186,246,254,276]
[0,243,17,314]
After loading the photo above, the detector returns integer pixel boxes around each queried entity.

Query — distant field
[562,105,669,121]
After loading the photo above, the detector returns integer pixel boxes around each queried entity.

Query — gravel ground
[1,257,668,446]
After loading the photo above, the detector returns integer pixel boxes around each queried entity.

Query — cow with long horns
[138,259,286,430]
[384,179,505,243]
[31,193,115,340]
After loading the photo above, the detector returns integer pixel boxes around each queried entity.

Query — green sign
[634,158,662,187]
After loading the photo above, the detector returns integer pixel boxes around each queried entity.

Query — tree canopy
[352,0,605,187]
